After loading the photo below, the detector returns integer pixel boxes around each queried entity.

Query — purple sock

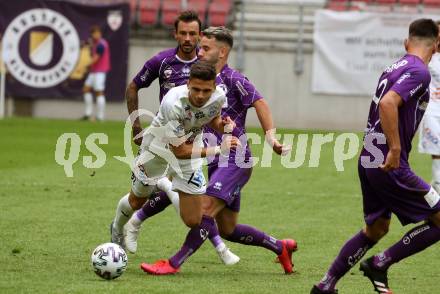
[208,222,223,248]
[317,230,376,292]
[136,191,171,221]
[225,224,282,255]
[169,215,215,268]
[373,222,440,271]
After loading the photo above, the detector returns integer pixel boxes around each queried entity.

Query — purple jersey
[204,64,263,163]
[132,47,198,102]
[361,54,431,168]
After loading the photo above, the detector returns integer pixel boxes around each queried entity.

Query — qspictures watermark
[54,109,386,178]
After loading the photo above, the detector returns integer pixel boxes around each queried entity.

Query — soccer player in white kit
[110,61,240,260]
[419,21,440,192]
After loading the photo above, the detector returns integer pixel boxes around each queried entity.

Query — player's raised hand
[379,148,400,172]
[220,136,241,154]
[222,116,236,134]
[272,140,292,156]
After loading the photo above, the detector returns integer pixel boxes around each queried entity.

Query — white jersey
[133,84,226,196]
[426,53,440,115]
[142,84,226,154]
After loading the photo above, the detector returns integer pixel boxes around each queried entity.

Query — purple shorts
[206,163,252,212]
[358,160,440,226]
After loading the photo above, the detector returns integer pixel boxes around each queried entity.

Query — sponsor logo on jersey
[194,111,205,119]
[2,8,80,88]
[384,59,408,73]
[410,83,423,97]
[396,73,410,84]
[235,81,248,96]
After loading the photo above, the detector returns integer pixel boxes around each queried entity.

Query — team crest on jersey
[208,105,219,117]
[184,105,192,120]
[163,68,172,79]
[2,8,80,88]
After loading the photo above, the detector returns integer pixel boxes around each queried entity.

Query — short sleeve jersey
[144,84,227,151]
[362,54,431,168]
[133,48,198,102]
[203,65,263,163]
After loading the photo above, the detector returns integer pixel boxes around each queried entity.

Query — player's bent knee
[181,214,201,228]
[365,223,389,241]
[218,226,235,238]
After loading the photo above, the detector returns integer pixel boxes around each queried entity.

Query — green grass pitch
[0,118,438,293]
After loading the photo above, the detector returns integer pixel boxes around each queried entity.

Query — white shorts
[419,114,440,155]
[131,148,206,197]
[85,72,106,91]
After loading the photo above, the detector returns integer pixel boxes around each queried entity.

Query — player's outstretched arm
[378,90,403,172]
[126,81,143,146]
[253,99,291,155]
[170,136,241,159]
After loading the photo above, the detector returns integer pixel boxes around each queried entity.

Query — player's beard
[180,42,196,54]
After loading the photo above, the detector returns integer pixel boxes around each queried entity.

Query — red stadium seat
[423,0,440,6]
[139,0,161,26]
[129,0,138,25]
[399,0,420,4]
[188,0,209,24]
[209,0,232,27]
[162,0,182,27]
[326,0,350,11]
[376,0,397,3]
[397,0,421,12]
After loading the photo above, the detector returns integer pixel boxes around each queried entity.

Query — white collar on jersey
[175,54,198,64]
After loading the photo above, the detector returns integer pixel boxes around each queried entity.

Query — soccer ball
[91,242,128,280]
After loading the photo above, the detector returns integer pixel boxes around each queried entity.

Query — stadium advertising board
[312,10,436,96]
[0,1,129,101]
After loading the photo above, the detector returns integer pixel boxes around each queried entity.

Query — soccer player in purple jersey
[111,11,239,265]
[311,19,440,294]
[140,27,297,275]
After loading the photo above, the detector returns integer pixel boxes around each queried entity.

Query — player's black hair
[202,26,233,48]
[409,19,439,40]
[189,61,216,81]
[174,10,202,33]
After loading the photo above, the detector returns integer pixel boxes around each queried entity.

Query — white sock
[432,159,440,190]
[157,177,180,214]
[96,95,106,120]
[130,211,142,226]
[113,194,134,233]
[215,242,226,253]
[84,92,93,117]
